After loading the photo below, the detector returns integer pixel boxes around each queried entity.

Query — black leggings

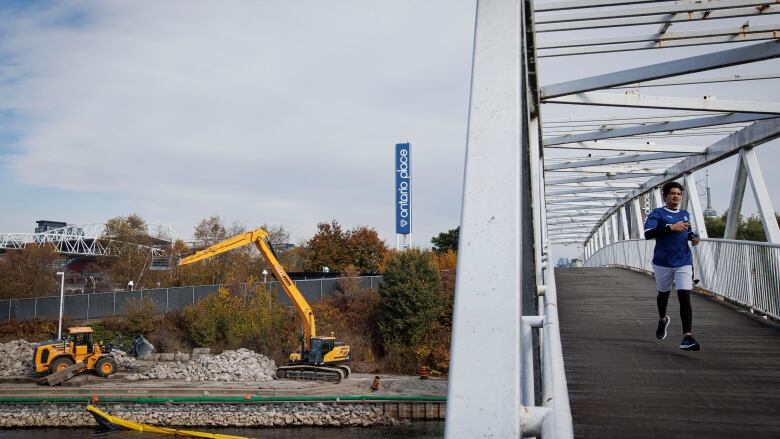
[657,290,692,334]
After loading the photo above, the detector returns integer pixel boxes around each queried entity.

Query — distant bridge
[0,223,175,257]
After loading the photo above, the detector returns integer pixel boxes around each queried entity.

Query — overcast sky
[1,1,778,260]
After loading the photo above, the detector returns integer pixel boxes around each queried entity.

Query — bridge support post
[631,197,644,239]
[611,214,619,243]
[619,206,630,241]
[653,187,663,209]
[684,173,708,238]
[741,148,780,244]
[446,0,526,436]
[725,153,748,239]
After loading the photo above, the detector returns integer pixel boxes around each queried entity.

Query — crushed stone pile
[126,348,276,382]
[110,349,137,369]
[0,340,35,377]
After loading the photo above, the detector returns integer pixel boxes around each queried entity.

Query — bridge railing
[584,238,780,320]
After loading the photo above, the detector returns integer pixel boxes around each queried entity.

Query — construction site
[0,224,450,437]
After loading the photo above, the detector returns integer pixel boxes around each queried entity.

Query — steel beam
[548,165,669,173]
[684,173,709,238]
[536,1,777,26]
[534,0,660,12]
[613,72,780,89]
[540,32,780,57]
[653,187,664,208]
[725,154,748,239]
[631,198,645,239]
[594,118,780,228]
[620,206,630,241]
[611,214,619,242]
[547,205,614,211]
[546,187,634,195]
[539,24,780,49]
[546,93,780,114]
[545,151,694,171]
[547,197,619,205]
[542,113,775,145]
[741,147,780,243]
[547,181,641,188]
[546,141,707,153]
[536,5,780,33]
[446,0,524,436]
[547,173,659,184]
[540,40,780,98]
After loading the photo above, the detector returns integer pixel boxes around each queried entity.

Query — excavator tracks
[275,365,350,383]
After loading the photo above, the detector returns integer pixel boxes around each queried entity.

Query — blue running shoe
[679,334,700,351]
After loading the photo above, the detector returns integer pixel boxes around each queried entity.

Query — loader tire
[49,357,74,375]
[95,356,117,377]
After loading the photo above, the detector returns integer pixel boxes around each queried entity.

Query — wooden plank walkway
[556,267,780,439]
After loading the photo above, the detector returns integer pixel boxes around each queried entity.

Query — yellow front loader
[179,228,351,382]
[33,326,117,377]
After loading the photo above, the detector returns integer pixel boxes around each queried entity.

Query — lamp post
[56,271,65,340]
[262,269,268,284]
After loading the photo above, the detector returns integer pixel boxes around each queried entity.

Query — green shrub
[122,297,159,335]
[377,249,441,348]
[183,285,289,351]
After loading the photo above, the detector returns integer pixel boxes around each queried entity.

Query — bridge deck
[556,267,780,439]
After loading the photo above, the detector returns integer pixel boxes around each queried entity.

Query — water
[1,421,444,438]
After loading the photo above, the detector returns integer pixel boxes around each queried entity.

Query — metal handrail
[584,238,780,320]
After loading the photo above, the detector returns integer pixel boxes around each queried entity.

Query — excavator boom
[179,228,317,343]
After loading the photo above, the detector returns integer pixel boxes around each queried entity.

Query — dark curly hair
[661,181,684,198]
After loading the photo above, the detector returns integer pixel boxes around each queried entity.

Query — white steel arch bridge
[0,223,176,257]
[446,1,780,438]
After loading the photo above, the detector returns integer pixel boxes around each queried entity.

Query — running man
[644,181,701,351]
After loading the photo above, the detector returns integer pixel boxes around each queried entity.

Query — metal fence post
[192,287,195,305]
[113,292,116,317]
[166,288,169,313]
[34,298,38,319]
[86,293,90,324]
[320,279,323,300]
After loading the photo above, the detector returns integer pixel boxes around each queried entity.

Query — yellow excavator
[179,228,351,382]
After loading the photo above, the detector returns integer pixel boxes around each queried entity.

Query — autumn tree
[193,216,228,247]
[0,244,61,299]
[103,214,153,289]
[346,226,387,273]
[431,227,460,253]
[304,220,350,272]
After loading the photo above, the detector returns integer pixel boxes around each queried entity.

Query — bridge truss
[0,223,175,257]
[447,1,780,438]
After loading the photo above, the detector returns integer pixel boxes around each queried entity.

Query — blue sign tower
[395,143,412,249]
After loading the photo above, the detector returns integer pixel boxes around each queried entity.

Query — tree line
[0,215,456,300]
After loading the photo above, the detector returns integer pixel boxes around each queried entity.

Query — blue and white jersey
[644,207,692,268]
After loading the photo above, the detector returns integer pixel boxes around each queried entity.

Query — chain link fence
[0,276,383,323]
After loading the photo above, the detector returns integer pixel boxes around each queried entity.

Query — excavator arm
[178,228,317,345]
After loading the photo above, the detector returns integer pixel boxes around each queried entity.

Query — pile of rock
[110,349,137,369]
[0,340,34,377]
[126,348,276,382]
[0,403,406,428]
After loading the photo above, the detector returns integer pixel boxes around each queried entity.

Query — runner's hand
[669,221,689,232]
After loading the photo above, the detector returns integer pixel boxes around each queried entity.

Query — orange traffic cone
[419,366,429,380]
[370,376,380,392]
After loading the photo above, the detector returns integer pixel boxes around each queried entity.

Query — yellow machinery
[33,326,117,377]
[179,228,351,382]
